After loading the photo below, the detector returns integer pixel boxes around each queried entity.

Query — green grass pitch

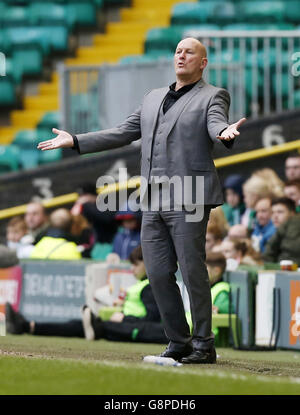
[0,335,300,395]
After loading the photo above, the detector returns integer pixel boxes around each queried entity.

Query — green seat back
[238,1,285,23]
[12,47,43,76]
[2,6,29,27]
[37,111,60,129]
[0,144,20,173]
[0,76,16,106]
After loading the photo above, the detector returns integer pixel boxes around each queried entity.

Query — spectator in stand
[284,180,300,213]
[285,153,300,181]
[254,168,284,197]
[251,197,276,253]
[71,182,118,244]
[206,224,223,253]
[24,202,49,245]
[242,169,284,231]
[271,197,296,228]
[208,206,229,238]
[220,237,262,270]
[0,245,18,268]
[112,203,141,260]
[70,214,95,258]
[228,224,248,240]
[6,216,34,259]
[221,174,245,226]
[264,210,300,265]
[30,208,81,260]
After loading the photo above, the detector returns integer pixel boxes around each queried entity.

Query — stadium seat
[91,242,113,260]
[171,2,227,25]
[145,26,186,53]
[2,5,29,27]
[285,1,300,24]
[29,2,74,30]
[39,148,62,165]
[13,130,41,169]
[5,57,23,84]
[4,27,51,56]
[37,111,60,130]
[0,144,20,173]
[12,46,43,77]
[67,1,97,27]
[0,76,16,106]
[238,1,286,23]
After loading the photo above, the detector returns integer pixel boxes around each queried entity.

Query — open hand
[37,128,74,151]
[217,117,247,141]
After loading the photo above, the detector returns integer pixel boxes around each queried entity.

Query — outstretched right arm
[37,106,142,154]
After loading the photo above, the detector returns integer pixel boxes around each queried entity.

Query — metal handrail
[1,139,300,220]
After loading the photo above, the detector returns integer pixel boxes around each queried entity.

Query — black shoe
[5,302,28,335]
[180,348,217,364]
[159,343,193,361]
[82,306,103,341]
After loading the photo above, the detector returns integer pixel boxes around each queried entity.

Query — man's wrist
[72,135,79,152]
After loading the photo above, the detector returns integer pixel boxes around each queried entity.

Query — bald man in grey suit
[38,37,246,364]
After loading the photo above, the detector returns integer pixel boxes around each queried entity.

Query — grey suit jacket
[76,78,232,206]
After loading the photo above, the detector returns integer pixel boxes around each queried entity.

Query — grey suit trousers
[141,189,213,350]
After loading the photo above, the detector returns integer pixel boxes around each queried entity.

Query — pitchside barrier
[1,260,299,349]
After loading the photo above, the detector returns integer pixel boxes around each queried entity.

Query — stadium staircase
[0,0,191,172]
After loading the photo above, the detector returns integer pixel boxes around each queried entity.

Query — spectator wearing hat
[221,175,246,227]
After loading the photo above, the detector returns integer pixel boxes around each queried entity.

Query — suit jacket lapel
[148,87,169,140]
[162,78,206,139]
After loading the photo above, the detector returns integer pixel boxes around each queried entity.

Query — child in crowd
[6,216,34,259]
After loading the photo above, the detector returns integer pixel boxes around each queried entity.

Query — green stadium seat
[67,1,97,27]
[294,90,300,107]
[4,27,51,56]
[13,129,40,147]
[272,71,300,100]
[13,130,40,169]
[171,2,226,25]
[238,1,286,23]
[37,111,60,130]
[91,242,113,260]
[29,3,75,30]
[5,57,24,84]
[39,148,62,165]
[2,6,29,27]
[0,144,20,173]
[145,26,186,53]
[42,25,69,52]
[0,76,16,106]
[285,1,300,24]
[12,46,43,76]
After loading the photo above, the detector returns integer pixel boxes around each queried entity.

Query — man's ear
[201,58,208,70]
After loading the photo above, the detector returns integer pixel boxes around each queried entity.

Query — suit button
[147,157,150,162]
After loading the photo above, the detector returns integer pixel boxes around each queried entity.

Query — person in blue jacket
[112,202,141,260]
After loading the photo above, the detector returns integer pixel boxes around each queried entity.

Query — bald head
[174,37,208,87]
[50,208,73,232]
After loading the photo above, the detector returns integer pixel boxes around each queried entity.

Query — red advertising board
[0,266,22,314]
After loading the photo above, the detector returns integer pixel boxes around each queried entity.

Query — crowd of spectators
[208,153,300,270]
[2,154,300,269]
[2,182,141,264]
